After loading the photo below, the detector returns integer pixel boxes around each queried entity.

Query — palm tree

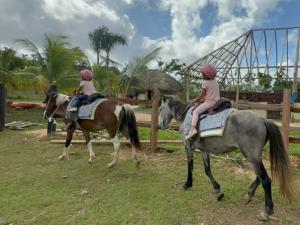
[102,32,127,67]
[120,47,161,96]
[0,47,30,86]
[16,34,85,82]
[88,26,109,65]
[89,26,127,67]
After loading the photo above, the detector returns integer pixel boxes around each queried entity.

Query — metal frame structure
[181,27,300,99]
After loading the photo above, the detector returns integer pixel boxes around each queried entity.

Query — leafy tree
[0,47,35,86]
[93,65,120,97]
[16,34,85,82]
[157,58,186,74]
[257,72,272,91]
[89,26,109,65]
[272,68,292,92]
[89,26,127,67]
[101,32,127,67]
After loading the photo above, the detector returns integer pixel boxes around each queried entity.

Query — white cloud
[151,0,282,64]
[0,0,288,68]
[122,0,134,4]
[42,0,120,22]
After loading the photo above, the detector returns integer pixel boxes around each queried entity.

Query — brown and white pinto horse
[43,92,141,167]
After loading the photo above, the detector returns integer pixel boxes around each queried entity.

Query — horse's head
[158,97,175,130]
[43,91,58,119]
[43,92,70,119]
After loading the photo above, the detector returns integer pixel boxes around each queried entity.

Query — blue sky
[0,0,299,67]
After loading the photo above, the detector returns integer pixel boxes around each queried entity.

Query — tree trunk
[150,88,160,153]
[96,51,99,65]
[105,51,110,67]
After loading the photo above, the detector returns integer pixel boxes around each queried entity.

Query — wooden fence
[147,89,300,152]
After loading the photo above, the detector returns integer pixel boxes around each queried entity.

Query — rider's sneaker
[68,107,78,112]
[185,128,198,140]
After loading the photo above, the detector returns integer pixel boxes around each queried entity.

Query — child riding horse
[43,92,141,168]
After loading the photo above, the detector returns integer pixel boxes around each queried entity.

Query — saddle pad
[78,98,106,120]
[65,98,106,120]
[183,108,234,138]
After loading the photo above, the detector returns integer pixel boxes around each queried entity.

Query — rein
[45,94,70,119]
[177,104,192,122]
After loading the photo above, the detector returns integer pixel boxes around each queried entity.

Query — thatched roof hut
[134,69,182,93]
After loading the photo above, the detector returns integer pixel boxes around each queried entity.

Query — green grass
[2,108,300,224]
[0,131,300,225]
[7,90,44,102]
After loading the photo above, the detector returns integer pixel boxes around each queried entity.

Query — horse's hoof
[182,183,192,190]
[216,192,224,201]
[134,160,140,168]
[107,162,115,168]
[244,193,252,205]
[58,155,66,161]
[88,156,95,163]
[258,212,279,221]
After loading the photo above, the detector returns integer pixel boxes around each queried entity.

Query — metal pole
[186,75,190,101]
[235,67,241,103]
[292,28,300,95]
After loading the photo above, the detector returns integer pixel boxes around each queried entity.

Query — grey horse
[158,97,294,221]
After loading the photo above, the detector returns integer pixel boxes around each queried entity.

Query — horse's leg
[249,159,274,220]
[59,123,75,161]
[244,176,261,204]
[131,145,140,167]
[83,131,95,163]
[201,151,224,201]
[183,141,194,190]
[108,135,120,168]
[120,128,140,167]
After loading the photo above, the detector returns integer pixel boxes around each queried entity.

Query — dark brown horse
[43,92,141,167]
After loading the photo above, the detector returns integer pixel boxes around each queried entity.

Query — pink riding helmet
[201,64,217,79]
[80,69,94,81]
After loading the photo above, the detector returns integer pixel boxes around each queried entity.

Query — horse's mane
[56,93,70,105]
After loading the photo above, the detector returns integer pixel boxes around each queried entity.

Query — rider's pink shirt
[80,80,97,95]
[202,79,220,103]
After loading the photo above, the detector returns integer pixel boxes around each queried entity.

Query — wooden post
[0,83,5,131]
[150,88,160,152]
[282,89,291,151]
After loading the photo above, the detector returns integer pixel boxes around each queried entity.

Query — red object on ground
[11,102,44,109]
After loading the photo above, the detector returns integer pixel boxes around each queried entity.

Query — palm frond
[124,47,161,78]
[99,55,122,67]
[15,38,44,66]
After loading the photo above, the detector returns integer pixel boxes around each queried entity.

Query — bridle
[159,103,169,129]
[160,101,191,129]
[44,94,68,119]
[177,104,192,122]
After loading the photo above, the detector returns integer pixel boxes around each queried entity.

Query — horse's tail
[120,104,141,149]
[264,119,295,201]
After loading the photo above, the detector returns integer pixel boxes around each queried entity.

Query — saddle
[197,97,231,121]
[81,93,105,106]
[208,97,231,114]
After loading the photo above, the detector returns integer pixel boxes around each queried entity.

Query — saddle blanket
[183,108,234,138]
[66,98,106,120]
